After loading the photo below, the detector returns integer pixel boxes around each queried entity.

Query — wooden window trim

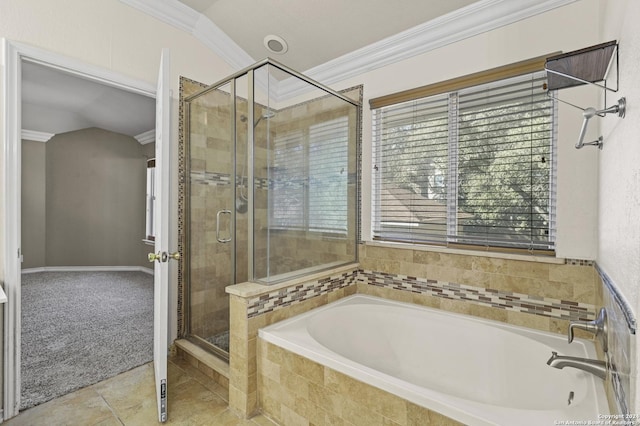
[369,52,560,110]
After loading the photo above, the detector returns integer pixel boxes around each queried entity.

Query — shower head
[254,111,275,128]
[239,111,276,128]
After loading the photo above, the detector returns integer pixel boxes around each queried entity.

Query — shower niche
[180,59,360,360]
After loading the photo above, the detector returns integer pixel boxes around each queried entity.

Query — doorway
[2,40,160,419]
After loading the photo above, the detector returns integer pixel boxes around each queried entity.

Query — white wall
[0,0,235,346]
[329,0,603,260]
[598,0,640,411]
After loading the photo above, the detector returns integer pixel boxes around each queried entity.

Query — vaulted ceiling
[22,61,155,140]
[177,0,479,72]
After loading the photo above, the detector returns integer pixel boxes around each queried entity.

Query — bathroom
[1,0,640,424]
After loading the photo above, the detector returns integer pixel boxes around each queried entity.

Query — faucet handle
[568,308,608,353]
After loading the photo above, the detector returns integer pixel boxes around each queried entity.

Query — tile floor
[6,357,277,426]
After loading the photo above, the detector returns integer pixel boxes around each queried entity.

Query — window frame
[369,55,558,255]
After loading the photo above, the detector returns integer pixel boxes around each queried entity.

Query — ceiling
[21,61,155,140]
[179,0,479,72]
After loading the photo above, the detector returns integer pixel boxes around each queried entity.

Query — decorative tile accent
[358,269,597,321]
[189,171,270,189]
[245,268,597,322]
[565,258,595,266]
[190,171,230,186]
[246,270,358,318]
[255,176,269,190]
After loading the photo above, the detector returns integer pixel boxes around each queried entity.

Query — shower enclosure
[183,59,360,359]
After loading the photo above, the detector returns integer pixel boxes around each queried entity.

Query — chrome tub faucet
[547,307,610,380]
[547,351,607,380]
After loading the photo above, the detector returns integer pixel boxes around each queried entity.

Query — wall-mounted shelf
[545,40,618,92]
[545,41,625,150]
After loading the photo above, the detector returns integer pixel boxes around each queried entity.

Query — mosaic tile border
[245,268,597,322]
[565,258,595,266]
[358,269,596,321]
[190,171,270,189]
[246,270,358,318]
[190,171,230,186]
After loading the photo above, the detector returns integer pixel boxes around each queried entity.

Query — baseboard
[21,266,154,275]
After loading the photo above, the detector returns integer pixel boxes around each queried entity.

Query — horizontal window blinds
[271,117,349,234]
[272,130,305,229]
[372,93,450,243]
[372,71,556,251]
[309,118,349,233]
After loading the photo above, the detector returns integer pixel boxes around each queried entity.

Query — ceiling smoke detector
[263,35,288,54]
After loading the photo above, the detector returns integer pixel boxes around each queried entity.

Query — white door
[151,48,171,423]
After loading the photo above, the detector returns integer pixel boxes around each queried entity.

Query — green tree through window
[373,71,556,250]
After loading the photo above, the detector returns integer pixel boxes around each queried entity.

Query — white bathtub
[258,294,610,426]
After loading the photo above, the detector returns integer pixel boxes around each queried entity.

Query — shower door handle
[216,209,232,243]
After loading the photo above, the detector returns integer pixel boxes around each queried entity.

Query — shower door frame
[181,76,239,361]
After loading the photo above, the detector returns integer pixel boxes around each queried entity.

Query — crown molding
[192,14,254,69]
[121,0,577,100]
[277,0,578,99]
[119,0,253,70]
[21,129,55,142]
[135,129,156,145]
[119,0,199,33]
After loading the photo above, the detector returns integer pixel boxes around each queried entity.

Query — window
[271,117,349,234]
[372,70,556,252]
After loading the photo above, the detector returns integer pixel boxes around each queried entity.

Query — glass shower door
[187,82,235,359]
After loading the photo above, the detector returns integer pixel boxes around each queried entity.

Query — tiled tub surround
[227,264,359,417]
[258,295,609,426]
[357,270,596,322]
[225,246,605,420]
[258,339,463,426]
[597,264,637,417]
[358,243,600,334]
